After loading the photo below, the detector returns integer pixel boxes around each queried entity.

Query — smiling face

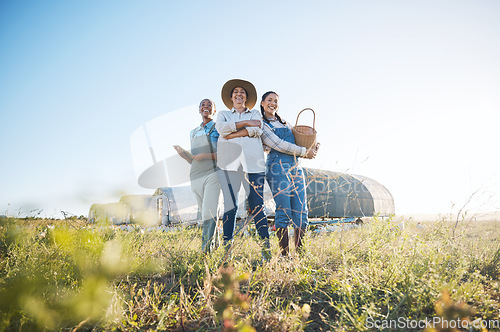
[230,87,247,108]
[260,92,279,119]
[199,99,215,120]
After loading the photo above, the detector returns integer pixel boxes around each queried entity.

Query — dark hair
[199,98,215,110]
[260,91,285,125]
[230,87,248,97]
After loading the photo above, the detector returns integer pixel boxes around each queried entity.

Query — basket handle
[295,108,316,129]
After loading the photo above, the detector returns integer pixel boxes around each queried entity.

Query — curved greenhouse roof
[89,167,394,225]
[304,168,395,218]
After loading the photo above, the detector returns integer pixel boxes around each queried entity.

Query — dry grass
[0,216,499,331]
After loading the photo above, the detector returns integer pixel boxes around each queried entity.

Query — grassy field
[0,216,499,331]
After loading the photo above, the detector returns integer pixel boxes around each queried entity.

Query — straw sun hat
[221,79,257,110]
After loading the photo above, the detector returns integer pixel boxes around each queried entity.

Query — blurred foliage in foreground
[0,216,499,331]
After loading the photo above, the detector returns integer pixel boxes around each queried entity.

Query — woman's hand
[244,120,261,127]
[173,145,183,155]
[173,145,193,163]
[234,120,261,130]
[304,143,320,159]
[224,132,238,139]
[224,128,249,139]
[304,148,316,159]
[192,153,210,161]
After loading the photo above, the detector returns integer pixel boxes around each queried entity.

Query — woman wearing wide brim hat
[215,79,271,262]
[220,79,258,110]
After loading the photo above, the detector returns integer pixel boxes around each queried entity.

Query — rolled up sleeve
[261,124,306,157]
[246,110,263,137]
[246,126,262,137]
[215,112,237,136]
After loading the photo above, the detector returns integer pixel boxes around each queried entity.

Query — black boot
[276,228,289,257]
[294,228,306,255]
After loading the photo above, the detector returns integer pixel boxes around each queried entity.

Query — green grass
[0,216,499,331]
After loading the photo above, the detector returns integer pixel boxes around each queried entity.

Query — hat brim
[221,79,257,110]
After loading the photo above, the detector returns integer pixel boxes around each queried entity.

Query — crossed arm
[233,123,319,159]
[219,120,262,139]
[225,127,251,139]
[215,110,263,138]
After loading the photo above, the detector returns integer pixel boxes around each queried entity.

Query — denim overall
[190,125,217,180]
[265,122,308,229]
[190,124,220,253]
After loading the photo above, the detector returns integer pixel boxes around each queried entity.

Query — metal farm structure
[89,168,394,226]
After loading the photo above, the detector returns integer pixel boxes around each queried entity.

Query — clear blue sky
[1,0,499,218]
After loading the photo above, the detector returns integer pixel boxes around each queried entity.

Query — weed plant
[0,216,499,331]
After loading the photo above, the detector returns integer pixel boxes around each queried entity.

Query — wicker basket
[292,108,317,149]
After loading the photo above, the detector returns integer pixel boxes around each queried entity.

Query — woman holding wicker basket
[260,91,319,257]
[226,91,319,257]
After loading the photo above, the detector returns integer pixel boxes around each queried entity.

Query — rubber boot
[276,228,289,257]
[294,228,306,256]
[261,237,272,263]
